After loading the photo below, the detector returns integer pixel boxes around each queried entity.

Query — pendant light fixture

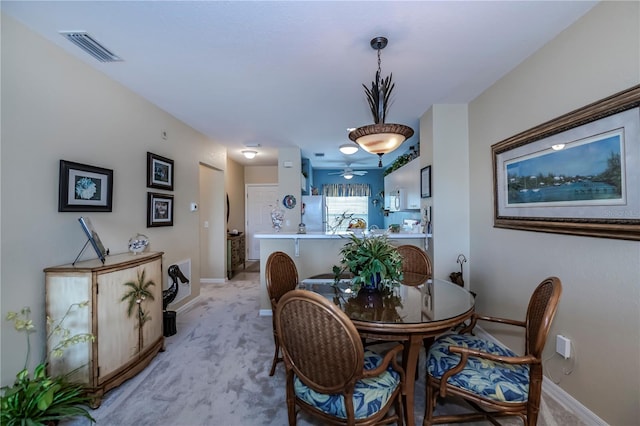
[348,36,414,167]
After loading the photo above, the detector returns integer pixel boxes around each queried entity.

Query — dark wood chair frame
[265,251,299,376]
[423,277,562,426]
[276,289,406,426]
[396,245,433,286]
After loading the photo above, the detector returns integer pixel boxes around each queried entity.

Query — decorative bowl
[128,233,149,254]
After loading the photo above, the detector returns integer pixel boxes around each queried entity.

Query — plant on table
[338,233,403,293]
[1,303,96,425]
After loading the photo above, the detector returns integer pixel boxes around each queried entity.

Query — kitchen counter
[255,231,428,239]
[256,231,429,314]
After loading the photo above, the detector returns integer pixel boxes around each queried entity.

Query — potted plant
[1,304,96,425]
[337,234,403,293]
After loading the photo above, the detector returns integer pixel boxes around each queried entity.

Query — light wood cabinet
[44,252,164,407]
[227,234,246,278]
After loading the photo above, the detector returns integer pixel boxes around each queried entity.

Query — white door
[246,184,278,260]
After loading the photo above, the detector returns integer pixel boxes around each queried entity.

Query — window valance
[322,183,371,197]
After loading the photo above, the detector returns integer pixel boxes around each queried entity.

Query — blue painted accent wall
[312,168,386,230]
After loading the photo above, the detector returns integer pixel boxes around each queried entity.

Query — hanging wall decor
[492,85,640,241]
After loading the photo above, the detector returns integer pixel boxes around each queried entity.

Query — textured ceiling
[1,1,597,169]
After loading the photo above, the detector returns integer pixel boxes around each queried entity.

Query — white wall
[245,165,278,184]
[1,15,227,384]
[467,3,639,424]
[420,105,470,284]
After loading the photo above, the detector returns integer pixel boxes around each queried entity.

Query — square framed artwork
[147,192,174,227]
[147,152,174,190]
[421,165,432,198]
[58,160,113,212]
[492,85,640,240]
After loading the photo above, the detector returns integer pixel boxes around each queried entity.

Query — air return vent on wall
[59,31,122,62]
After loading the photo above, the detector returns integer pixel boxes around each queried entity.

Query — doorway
[245,184,278,260]
[199,164,225,280]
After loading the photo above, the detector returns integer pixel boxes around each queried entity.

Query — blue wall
[312,168,386,230]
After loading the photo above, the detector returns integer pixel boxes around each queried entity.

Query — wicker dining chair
[396,245,432,286]
[275,289,405,426]
[423,277,562,426]
[265,251,299,376]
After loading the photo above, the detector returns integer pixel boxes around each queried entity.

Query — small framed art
[147,192,174,227]
[59,160,113,212]
[421,166,432,198]
[78,216,108,263]
[147,152,174,190]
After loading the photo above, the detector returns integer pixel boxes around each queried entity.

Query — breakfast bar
[256,231,427,314]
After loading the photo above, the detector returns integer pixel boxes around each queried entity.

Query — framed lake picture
[492,85,640,241]
[147,152,174,190]
[59,160,113,212]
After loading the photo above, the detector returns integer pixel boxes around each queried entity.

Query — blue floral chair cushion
[293,350,401,419]
[427,333,530,403]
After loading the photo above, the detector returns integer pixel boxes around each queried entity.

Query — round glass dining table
[300,275,475,426]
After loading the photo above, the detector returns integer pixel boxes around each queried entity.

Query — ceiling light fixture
[343,172,354,180]
[348,36,414,167]
[242,150,257,159]
[551,144,566,151]
[339,144,359,155]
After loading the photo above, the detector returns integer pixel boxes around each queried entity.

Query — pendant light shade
[349,36,413,167]
[348,123,414,155]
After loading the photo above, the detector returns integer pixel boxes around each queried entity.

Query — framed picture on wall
[421,165,432,198]
[492,85,640,241]
[147,152,174,190]
[147,192,174,227]
[58,160,113,212]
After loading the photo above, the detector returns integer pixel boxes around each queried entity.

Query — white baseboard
[474,327,608,426]
[259,309,272,317]
[175,293,201,314]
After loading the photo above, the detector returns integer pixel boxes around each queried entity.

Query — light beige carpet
[61,274,584,426]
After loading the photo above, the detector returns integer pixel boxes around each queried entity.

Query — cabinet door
[46,273,92,383]
[97,262,160,382]
[140,258,163,354]
[403,160,421,209]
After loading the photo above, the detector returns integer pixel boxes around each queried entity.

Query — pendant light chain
[376,46,384,124]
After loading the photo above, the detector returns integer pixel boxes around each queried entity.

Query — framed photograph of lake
[492,85,640,241]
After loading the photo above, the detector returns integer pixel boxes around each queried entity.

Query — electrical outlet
[556,335,571,359]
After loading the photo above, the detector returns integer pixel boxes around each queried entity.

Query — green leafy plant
[338,234,403,293]
[1,305,95,425]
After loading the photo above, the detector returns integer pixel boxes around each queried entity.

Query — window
[325,196,369,232]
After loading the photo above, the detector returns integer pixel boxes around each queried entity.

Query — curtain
[322,183,371,197]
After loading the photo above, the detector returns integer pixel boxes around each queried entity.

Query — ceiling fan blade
[353,171,368,175]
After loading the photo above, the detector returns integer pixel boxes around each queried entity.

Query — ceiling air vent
[59,32,122,63]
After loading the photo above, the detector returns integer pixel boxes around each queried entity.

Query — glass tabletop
[300,277,475,325]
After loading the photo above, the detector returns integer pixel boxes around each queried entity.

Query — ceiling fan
[328,166,368,180]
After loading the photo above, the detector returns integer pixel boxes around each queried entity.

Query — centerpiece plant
[337,233,403,293]
[1,303,96,426]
